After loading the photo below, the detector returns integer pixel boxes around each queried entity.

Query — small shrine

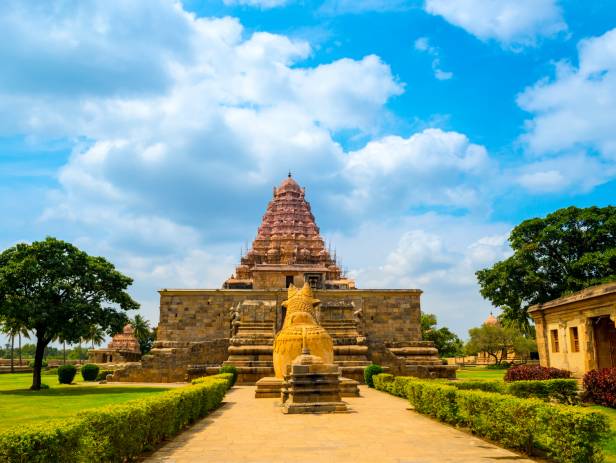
[88,324,142,364]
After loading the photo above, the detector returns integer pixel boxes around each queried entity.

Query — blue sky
[1,0,615,341]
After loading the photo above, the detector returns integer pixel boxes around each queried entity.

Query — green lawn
[455,367,506,381]
[0,371,170,431]
[588,405,616,463]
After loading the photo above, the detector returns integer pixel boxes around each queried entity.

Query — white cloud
[515,28,616,192]
[332,215,512,335]
[414,36,453,80]
[519,28,616,159]
[223,0,290,8]
[425,0,567,49]
[343,128,493,212]
[515,153,615,194]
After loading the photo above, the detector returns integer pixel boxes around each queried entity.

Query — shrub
[507,379,579,405]
[375,376,609,462]
[583,368,616,407]
[28,360,48,369]
[219,365,238,386]
[96,370,114,381]
[505,364,570,382]
[487,361,510,370]
[0,420,86,463]
[80,364,100,382]
[57,365,77,384]
[0,374,232,462]
[364,364,384,388]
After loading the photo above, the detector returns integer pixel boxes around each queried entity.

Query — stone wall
[113,288,423,382]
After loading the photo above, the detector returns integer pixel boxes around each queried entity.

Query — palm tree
[87,325,106,349]
[130,315,152,354]
[1,320,29,372]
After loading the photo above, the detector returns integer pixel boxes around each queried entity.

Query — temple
[112,175,456,383]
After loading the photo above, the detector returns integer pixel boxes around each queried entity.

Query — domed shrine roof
[484,313,499,326]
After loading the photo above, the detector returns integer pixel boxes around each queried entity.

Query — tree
[421,313,463,358]
[87,325,106,349]
[465,323,537,365]
[130,315,156,355]
[0,237,139,390]
[0,320,29,371]
[476,206,616,334]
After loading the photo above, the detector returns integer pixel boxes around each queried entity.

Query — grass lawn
[455,367,506,381]
[0,371,170,431]
[588,405,616,463]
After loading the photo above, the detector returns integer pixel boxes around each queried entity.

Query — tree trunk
[18,333,22,367]
[63,341,66,365]
[31,336,48,391]
[9,334,14,373]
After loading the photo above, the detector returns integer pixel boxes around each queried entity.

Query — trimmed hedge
[0,374,233,462]
[58,365,77,384]
[219,365,238,386]
[507,379,579,404]
[505,364,571,381]
[374,374,609,463]
[584,368,616,408]
[80,364,100,382]
[364,364,384,388]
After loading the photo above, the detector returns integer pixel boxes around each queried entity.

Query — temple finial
[288,170,292,178]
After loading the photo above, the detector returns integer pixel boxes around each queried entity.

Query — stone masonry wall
[113,288,422,382]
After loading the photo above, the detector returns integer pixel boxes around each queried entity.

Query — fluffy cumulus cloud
[331,215,512,332]
[424,0,567,49]
[516,28,616,192]
[343,128,494,213]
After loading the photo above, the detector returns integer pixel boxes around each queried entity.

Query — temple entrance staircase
[319,302,371,382]
[222,300,276,384]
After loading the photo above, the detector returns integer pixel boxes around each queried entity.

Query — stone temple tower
[224,173,354,291]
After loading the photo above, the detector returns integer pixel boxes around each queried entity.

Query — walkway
[142,386,534,463]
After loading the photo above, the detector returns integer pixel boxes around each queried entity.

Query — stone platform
[255,376,359,398]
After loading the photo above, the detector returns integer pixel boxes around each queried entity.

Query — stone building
[113,175,456,383]
[88,324,142,364]
[529,282,616,377]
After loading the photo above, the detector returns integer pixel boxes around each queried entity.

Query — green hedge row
[451,378,579,404]
[374,374,609,463]
[0,373,233,463]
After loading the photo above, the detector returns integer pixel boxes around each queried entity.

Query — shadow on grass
[0,386,170,396]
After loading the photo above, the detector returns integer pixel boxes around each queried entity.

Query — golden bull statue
[273,283,334,378]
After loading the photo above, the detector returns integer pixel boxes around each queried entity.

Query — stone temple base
[255,376,359,398]
[282,354,349,414]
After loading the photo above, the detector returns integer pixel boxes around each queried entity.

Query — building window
[570,326,580,352]
[285,275,294,288]
[550,329,559,353]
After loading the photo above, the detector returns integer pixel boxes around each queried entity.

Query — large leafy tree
[421,313,463,358]
[0,237,139,390]
[465,323,536,365]
[476,206,616,334]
